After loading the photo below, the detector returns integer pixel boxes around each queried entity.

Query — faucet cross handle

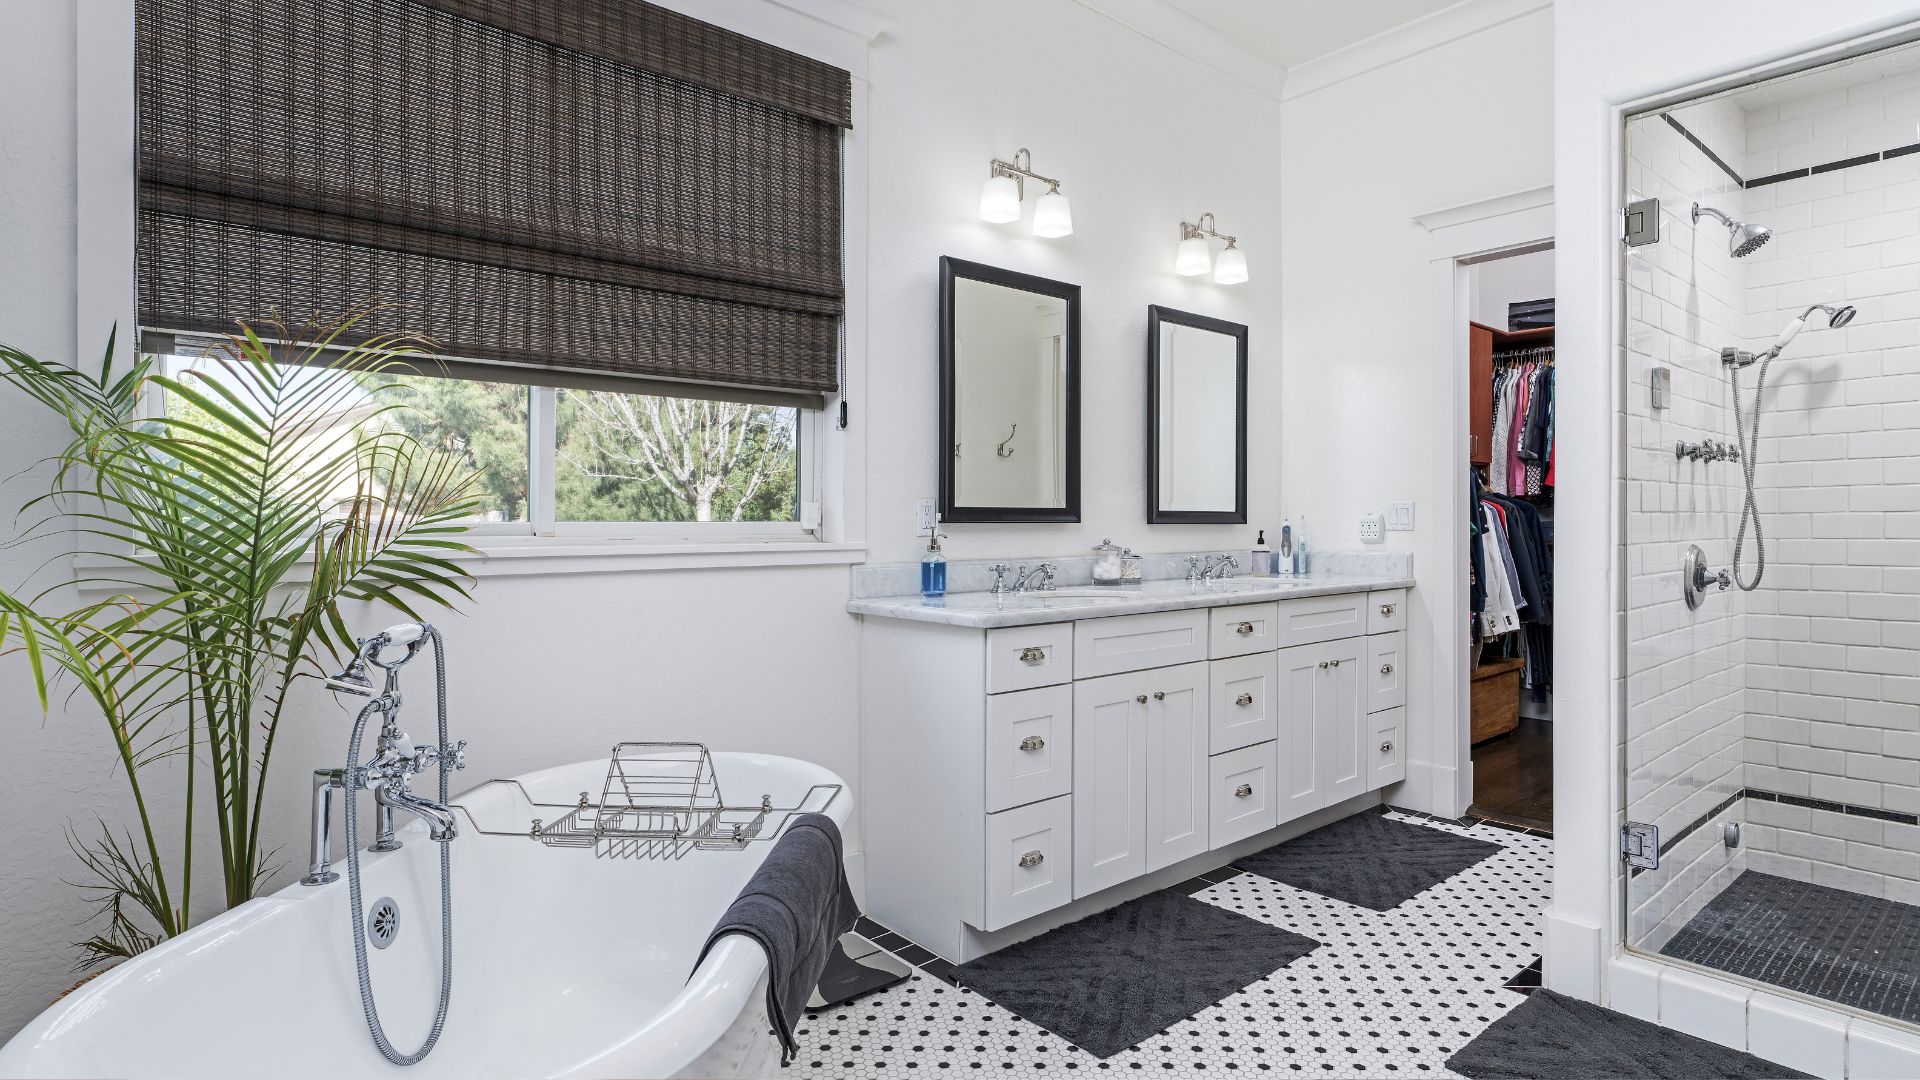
[1186,555,1204,584]
[988,563,1014,596]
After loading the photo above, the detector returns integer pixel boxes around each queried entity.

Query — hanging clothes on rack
[1486,344,1555,497]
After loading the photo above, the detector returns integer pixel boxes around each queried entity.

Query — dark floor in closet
[1662,870,1920,1025]
[1470,715,1553,831]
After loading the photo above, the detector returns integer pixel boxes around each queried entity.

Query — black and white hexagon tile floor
[791,811,1552,1077]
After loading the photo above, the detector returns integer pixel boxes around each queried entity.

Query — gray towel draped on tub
[691,812,860,1065]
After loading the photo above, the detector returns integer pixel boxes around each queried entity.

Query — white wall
[1280,6,1554,815]
[1470,247,1555,327]
[0,0,1291,1039]
[1550,0,1920,1004]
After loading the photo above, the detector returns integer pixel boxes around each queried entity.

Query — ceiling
[1158,0,1467,71]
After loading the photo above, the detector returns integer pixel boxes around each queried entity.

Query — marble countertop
[846,573,1415,628]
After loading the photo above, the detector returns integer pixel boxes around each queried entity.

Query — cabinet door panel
[1210,739,1278,848]
[1274,643,1327,821]
[1145,662,1209,872]
[1365,631,1407,714]
[1318,638,1367,806]
[981,795,1072,931]
[1073,672,1147,897]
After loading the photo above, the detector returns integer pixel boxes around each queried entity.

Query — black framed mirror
[939,257,1082,523]
[1147,305,1248,524]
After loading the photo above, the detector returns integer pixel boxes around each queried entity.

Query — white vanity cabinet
[856,583,1411,962]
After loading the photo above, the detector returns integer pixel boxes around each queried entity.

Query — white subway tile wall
[1623,98,1753,951]
[1739,67,1920,902]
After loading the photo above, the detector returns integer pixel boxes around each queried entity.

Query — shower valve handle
[1693,562,1731,593]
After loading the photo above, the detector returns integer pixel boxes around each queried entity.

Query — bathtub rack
[453,741,841,861]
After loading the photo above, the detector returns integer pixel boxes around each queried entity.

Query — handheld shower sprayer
[1724,301,1859,591]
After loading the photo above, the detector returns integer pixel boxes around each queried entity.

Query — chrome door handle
[1019,646,1046,664]
[1380,740,1394,752]
[1380,663,1393,675]
[1235,692,1253,707]
[1379,603,1396,616]
[1018,850,1044,868]
[1153,691,1166,701]
[1235,621,1255,636]
[1019,735,1045,752]
[1234,783,1253,798]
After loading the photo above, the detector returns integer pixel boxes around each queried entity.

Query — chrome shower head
[1692,203,1772,258]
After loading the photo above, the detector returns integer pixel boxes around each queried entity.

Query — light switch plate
[1386,502,1415,531]
[1359,513,1385,543]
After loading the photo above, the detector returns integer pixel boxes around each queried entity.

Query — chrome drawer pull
[1019,735,1045,752]
[1019,646,1047,664]
[1379,602,1396,617]
[1380,740,1394,752]
[1234,621,1255,636]
[1234,783,1253,798]
[1153,690,1166,701]
[1235,692,1254,707]
[1018,850,1045,868]
[1380,662,1394,675]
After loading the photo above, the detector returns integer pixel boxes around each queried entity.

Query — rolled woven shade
[135,0,849,403]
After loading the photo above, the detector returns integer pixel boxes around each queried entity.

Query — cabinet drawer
[1370,708,1406,790]
[1210,652,1278,754]
[1209,740,1278,849]
[1210,602,1281,658]
[987,685,1074,812]
[1368,590,1407,635]
[987,623,1074,694]
[1073,609,1207,679]
[1366,630,1408,714]
[1271,592,1369,649]
[981,795,1073,931]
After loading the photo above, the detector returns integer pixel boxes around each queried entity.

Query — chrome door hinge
[1624,198,1660,247]
[1621,821,1660,870]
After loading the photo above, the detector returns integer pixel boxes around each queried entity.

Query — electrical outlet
[1359,513,1385,543]
[914,499,939,531]
[1386,501,1415,531]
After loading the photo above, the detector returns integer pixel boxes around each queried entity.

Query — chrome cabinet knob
[1019,646,1046,664]
[1019,735,1045,752]
[1379,602,1396,617]
[1380,662,1393,675]
[1018,850,1044,868]
[1136,694,1148,704]
[1235,621,1255,636]
[1318,661,1329,670]
[1153,691,1166,701]
[1380,740,1394,752]
[1234,783,1253,798]
[1235,692,1253,707]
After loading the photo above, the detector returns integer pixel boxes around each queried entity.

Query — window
[159,358,810,537]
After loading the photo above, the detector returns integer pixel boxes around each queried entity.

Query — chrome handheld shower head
[1769,303,1858,358]
[1692,202,1772,257]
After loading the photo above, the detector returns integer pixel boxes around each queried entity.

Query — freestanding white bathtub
[0,752,850,1079]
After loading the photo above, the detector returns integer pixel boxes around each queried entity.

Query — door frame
[1409,185,1554,819]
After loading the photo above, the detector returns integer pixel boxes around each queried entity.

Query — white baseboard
[1542,907,1604,1001]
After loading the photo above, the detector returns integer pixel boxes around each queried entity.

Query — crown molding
[1282,0,1550,102]
[1071,0,1289,101]
[649,0,889,77]
[1413,184,1553,233]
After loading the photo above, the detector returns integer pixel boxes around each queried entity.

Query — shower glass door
[1621,40,1920,1030]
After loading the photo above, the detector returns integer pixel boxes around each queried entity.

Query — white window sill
[70,538,868,594]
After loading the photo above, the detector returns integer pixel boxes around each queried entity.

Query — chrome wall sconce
[1174,211,1248,284]
[978,147,1073,238]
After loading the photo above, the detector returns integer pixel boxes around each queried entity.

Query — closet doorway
[1464,246,1554,832]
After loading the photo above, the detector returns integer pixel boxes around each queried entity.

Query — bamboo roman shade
[134,0,851,407]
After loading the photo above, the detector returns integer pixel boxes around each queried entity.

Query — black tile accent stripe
[1646,786,1920,865]
[1746,140,1920,188]
[1747,167,1811,188]
[1812,152,1882,175]
[1663,113,1746,186]
[1886,142,1920,160]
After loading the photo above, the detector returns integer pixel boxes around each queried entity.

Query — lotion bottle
[1251,530,1274,577]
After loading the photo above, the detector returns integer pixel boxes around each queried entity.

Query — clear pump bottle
[920,518,948,599]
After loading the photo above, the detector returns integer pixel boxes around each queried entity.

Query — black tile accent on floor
[1503,956,1543,995]
[1663,870,1920,1026]
[950,890,1320,1059]
[1446,988,1811,1079]
[1237,810,1503,910]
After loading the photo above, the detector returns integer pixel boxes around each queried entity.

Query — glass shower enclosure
[1622,40,1920,1028]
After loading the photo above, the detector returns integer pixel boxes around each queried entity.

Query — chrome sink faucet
[1203,554,1240,581]
[1012,563,1059,593]
[304,623,467,885]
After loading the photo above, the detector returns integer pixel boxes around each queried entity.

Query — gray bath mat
[951,889,1318,1058]
[1235,811,1502,910]
[1663,870,1920,1024]
[1446,988,1810,1079]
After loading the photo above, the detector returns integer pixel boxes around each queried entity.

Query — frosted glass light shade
[1032,190,1073,237]
[1213,245,1248,284]
[1175,235,1212,276]
[978,175,1021,223]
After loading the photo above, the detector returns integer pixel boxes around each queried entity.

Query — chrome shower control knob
[1019,735,1045,752]
[1018,850,1045,868]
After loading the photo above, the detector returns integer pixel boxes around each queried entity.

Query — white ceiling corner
[1071,0,1288,100]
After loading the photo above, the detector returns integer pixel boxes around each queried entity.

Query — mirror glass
[940,258,1080,522]
[1149,306,1247,523]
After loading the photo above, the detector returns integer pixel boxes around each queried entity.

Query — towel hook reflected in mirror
[996,424,1018,458]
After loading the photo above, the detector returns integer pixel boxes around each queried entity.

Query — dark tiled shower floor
[1662,870,1920,1023]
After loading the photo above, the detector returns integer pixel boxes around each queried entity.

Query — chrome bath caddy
[452,742,840,861]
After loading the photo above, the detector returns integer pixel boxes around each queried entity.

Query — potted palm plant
[0,313,481,967]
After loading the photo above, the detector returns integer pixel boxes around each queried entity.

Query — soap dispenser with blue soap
[920,516,949,599]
